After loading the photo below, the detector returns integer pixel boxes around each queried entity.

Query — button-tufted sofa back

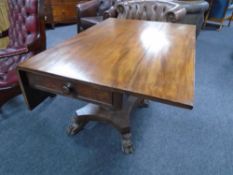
[0,0,45,88]
[98,0,115,16]
[116,0,186,22]
[7,0,45,51]
[0,0,46,104]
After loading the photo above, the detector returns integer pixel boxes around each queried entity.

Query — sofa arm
[0,47,28,59]
[166,7,187,22]
[0,29,9,38]
[103,6,118,19]
[77,0,99,18]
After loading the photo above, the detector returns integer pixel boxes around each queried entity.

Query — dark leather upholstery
[104,0,208,35]
[104,0,186,23]
[0,0,46,107]
[77,0,114,33]
[0,47,28,58]
[173,0,209,35]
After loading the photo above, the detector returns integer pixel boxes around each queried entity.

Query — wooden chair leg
[203,9,210,28]
[77,22,81,33]
[228,13,233,27]
[0,85,21,108]
[217,19,225,31]
[203,0,213,29]
[217,24,223,31]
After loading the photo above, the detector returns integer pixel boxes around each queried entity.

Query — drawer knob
[62,82,72,95]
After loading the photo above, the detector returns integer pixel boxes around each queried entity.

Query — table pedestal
[67,96,148,154]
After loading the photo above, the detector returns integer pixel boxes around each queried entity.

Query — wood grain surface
[18,18,196,108]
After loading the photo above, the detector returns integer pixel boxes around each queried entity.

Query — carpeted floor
[0,23,233,175]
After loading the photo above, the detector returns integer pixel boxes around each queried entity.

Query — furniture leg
[203,0,213,29]
[138,99,149,108]
[0,84,21,108]
[217,21,224,31]
[77,25,81,33]
[228,12,233,27]
[67,115,88,135]
[121,132,133,154]
[67,96,141,154]
[51,23,55,29]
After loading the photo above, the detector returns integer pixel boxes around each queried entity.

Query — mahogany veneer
[44,0,88,27]
[17,18,196,153]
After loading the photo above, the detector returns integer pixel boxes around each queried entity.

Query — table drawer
[52,5,77,23]
[27,72,113,106]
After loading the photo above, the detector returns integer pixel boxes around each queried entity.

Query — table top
[18,18,196,109]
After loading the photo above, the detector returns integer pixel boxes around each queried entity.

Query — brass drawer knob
[62,82,72,95]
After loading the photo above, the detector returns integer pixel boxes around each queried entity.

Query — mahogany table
[17,18,196,154]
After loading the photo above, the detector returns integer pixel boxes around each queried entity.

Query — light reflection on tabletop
[140,27,170,56]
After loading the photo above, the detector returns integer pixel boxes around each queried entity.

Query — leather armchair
[104,0,209,36]
[173,0,209,35]
[77,0,114,33]
[104,0,186,23]
[0,0,46,108]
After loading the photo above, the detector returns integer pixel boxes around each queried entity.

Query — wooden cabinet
[44,0,82,27]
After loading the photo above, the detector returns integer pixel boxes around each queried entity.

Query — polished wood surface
[17,18,195,154]
[18,18,196,108]
[44,0,84,27]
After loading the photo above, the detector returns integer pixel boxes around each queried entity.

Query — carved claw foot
[138,99,149,108]
[67,116,87,136]
[121,133,134,154]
